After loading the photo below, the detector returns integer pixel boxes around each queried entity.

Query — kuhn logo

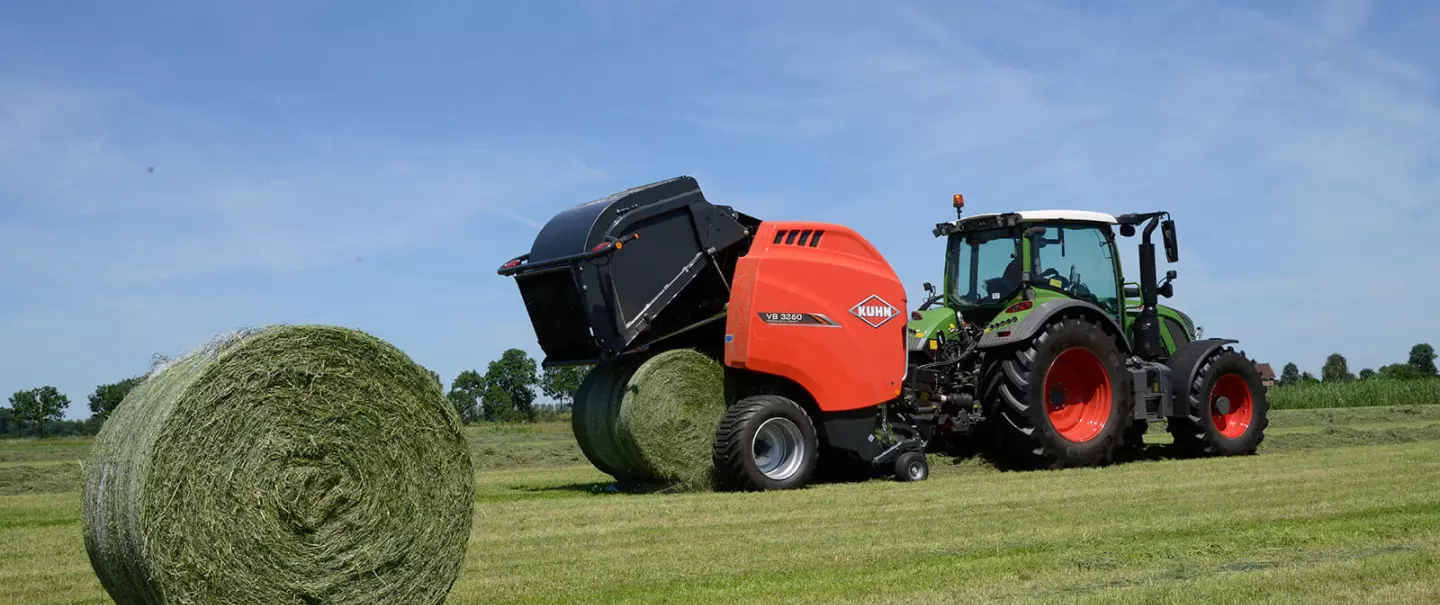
[850,295,898,328]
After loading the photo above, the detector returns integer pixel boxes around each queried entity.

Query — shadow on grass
[518,480,702,496]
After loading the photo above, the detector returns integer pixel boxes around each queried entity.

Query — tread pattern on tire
[712,395,817,491]
[982,315,1132,470]
[1167,347,1270,457]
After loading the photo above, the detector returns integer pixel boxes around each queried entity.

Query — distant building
[1255,363,1277,387]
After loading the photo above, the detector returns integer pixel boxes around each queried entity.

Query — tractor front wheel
[1167,348,1269,457]
[983,316,1132,469]
[712,395,819,491]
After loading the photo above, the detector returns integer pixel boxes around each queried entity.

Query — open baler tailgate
[498,177,758,365]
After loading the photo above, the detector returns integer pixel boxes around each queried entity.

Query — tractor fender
[1163,338,1240,411]
[977,298,1131,352]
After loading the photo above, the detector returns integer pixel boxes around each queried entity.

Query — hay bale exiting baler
[571,350,728,489]
[83,325,474,605]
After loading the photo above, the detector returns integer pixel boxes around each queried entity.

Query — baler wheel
[712,395,818,491]
[894,451,929,482]
[1167,347,1270,457]
[982,316,1132,469]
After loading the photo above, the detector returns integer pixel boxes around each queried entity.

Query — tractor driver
[987,254,1024,298]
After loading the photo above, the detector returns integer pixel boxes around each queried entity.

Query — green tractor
[905,197,1269,469]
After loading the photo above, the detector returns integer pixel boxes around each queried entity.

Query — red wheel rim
[1210,373,1254,439]
[1043,347,1113,443]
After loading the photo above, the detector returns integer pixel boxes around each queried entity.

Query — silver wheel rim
[908,460,925,480]
[751,417,805,481]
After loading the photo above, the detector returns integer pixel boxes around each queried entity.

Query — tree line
[1277,343,1437,386]
[1,348,587,439]
[441,348,590,424]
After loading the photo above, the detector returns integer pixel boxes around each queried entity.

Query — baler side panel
[725,222,907,412]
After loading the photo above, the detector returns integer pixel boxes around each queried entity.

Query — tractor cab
[938,210,1123,325]
[918,203,1194,361]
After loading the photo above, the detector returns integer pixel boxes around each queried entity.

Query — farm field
[2,405,1439,604]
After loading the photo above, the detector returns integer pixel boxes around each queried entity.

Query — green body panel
[906,307,960,345]
[979,289,1066,334]
[1121,303,1194,356]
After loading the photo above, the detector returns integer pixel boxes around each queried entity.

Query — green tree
[540,365,591,409]
[482,349,539,421]
[88,377,144,421]
[481,384,524,422]
[9,387,70,439]
[1379,363,1422,380]
[1409,344,1438,378]
[1358,368,1376,380]
[1321,353,1353,382]
[0,407,13,435]
[447,370,484,424]
[1280,363,1301,386]
[1300,371,1320,384]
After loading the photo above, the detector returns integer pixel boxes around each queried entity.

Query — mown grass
[1269,378,1440,409]
[3,407,1440,604]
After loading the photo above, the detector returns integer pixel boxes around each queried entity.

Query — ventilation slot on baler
[772,229,826,248]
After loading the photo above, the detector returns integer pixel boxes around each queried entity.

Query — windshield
[946,228,1021,307]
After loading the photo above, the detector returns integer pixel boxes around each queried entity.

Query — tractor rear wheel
[1167,348,1269,457]
[982,316,1132,469]
[712,395,819,491]
[1123,420,1149,451]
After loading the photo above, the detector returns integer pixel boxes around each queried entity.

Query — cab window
[1030,225,1120,315]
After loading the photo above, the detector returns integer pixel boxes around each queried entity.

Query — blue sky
[2,0,1436,419]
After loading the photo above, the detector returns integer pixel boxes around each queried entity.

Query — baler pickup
[498,176,758,366]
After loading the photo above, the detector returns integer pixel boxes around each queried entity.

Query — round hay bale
[575,358,653,480]
[617,350,728,489]
[571,361,634,479]
[82,325,474,605]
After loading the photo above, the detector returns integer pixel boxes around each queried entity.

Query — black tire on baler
[572,360,644,480]
[1167,347,1269,457]
[982,316,1132,469]
[712,395,818,491]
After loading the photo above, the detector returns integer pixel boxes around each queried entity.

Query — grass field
[3,406,1439,604]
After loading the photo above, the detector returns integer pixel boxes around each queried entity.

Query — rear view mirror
[1161,220,1179,263]
[1124,284,1141,298]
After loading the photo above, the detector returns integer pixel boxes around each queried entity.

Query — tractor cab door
[1027,224,1124,321]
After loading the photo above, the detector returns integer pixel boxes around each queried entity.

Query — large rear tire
[712,395,819,491]
[1167,348,1269,456]
[983,316,1132,469]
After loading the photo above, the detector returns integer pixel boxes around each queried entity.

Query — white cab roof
[958,210,1118,226]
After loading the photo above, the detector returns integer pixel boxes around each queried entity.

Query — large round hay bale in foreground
[82,325,474,605]
[617,350,728,489]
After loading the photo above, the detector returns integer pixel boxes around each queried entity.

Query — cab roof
[958,210,1117,226]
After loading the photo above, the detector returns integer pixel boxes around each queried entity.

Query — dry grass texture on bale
[571,350,727,489]
[572,359,644,480]
[618,350,728,489]
[82,325,474,605]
